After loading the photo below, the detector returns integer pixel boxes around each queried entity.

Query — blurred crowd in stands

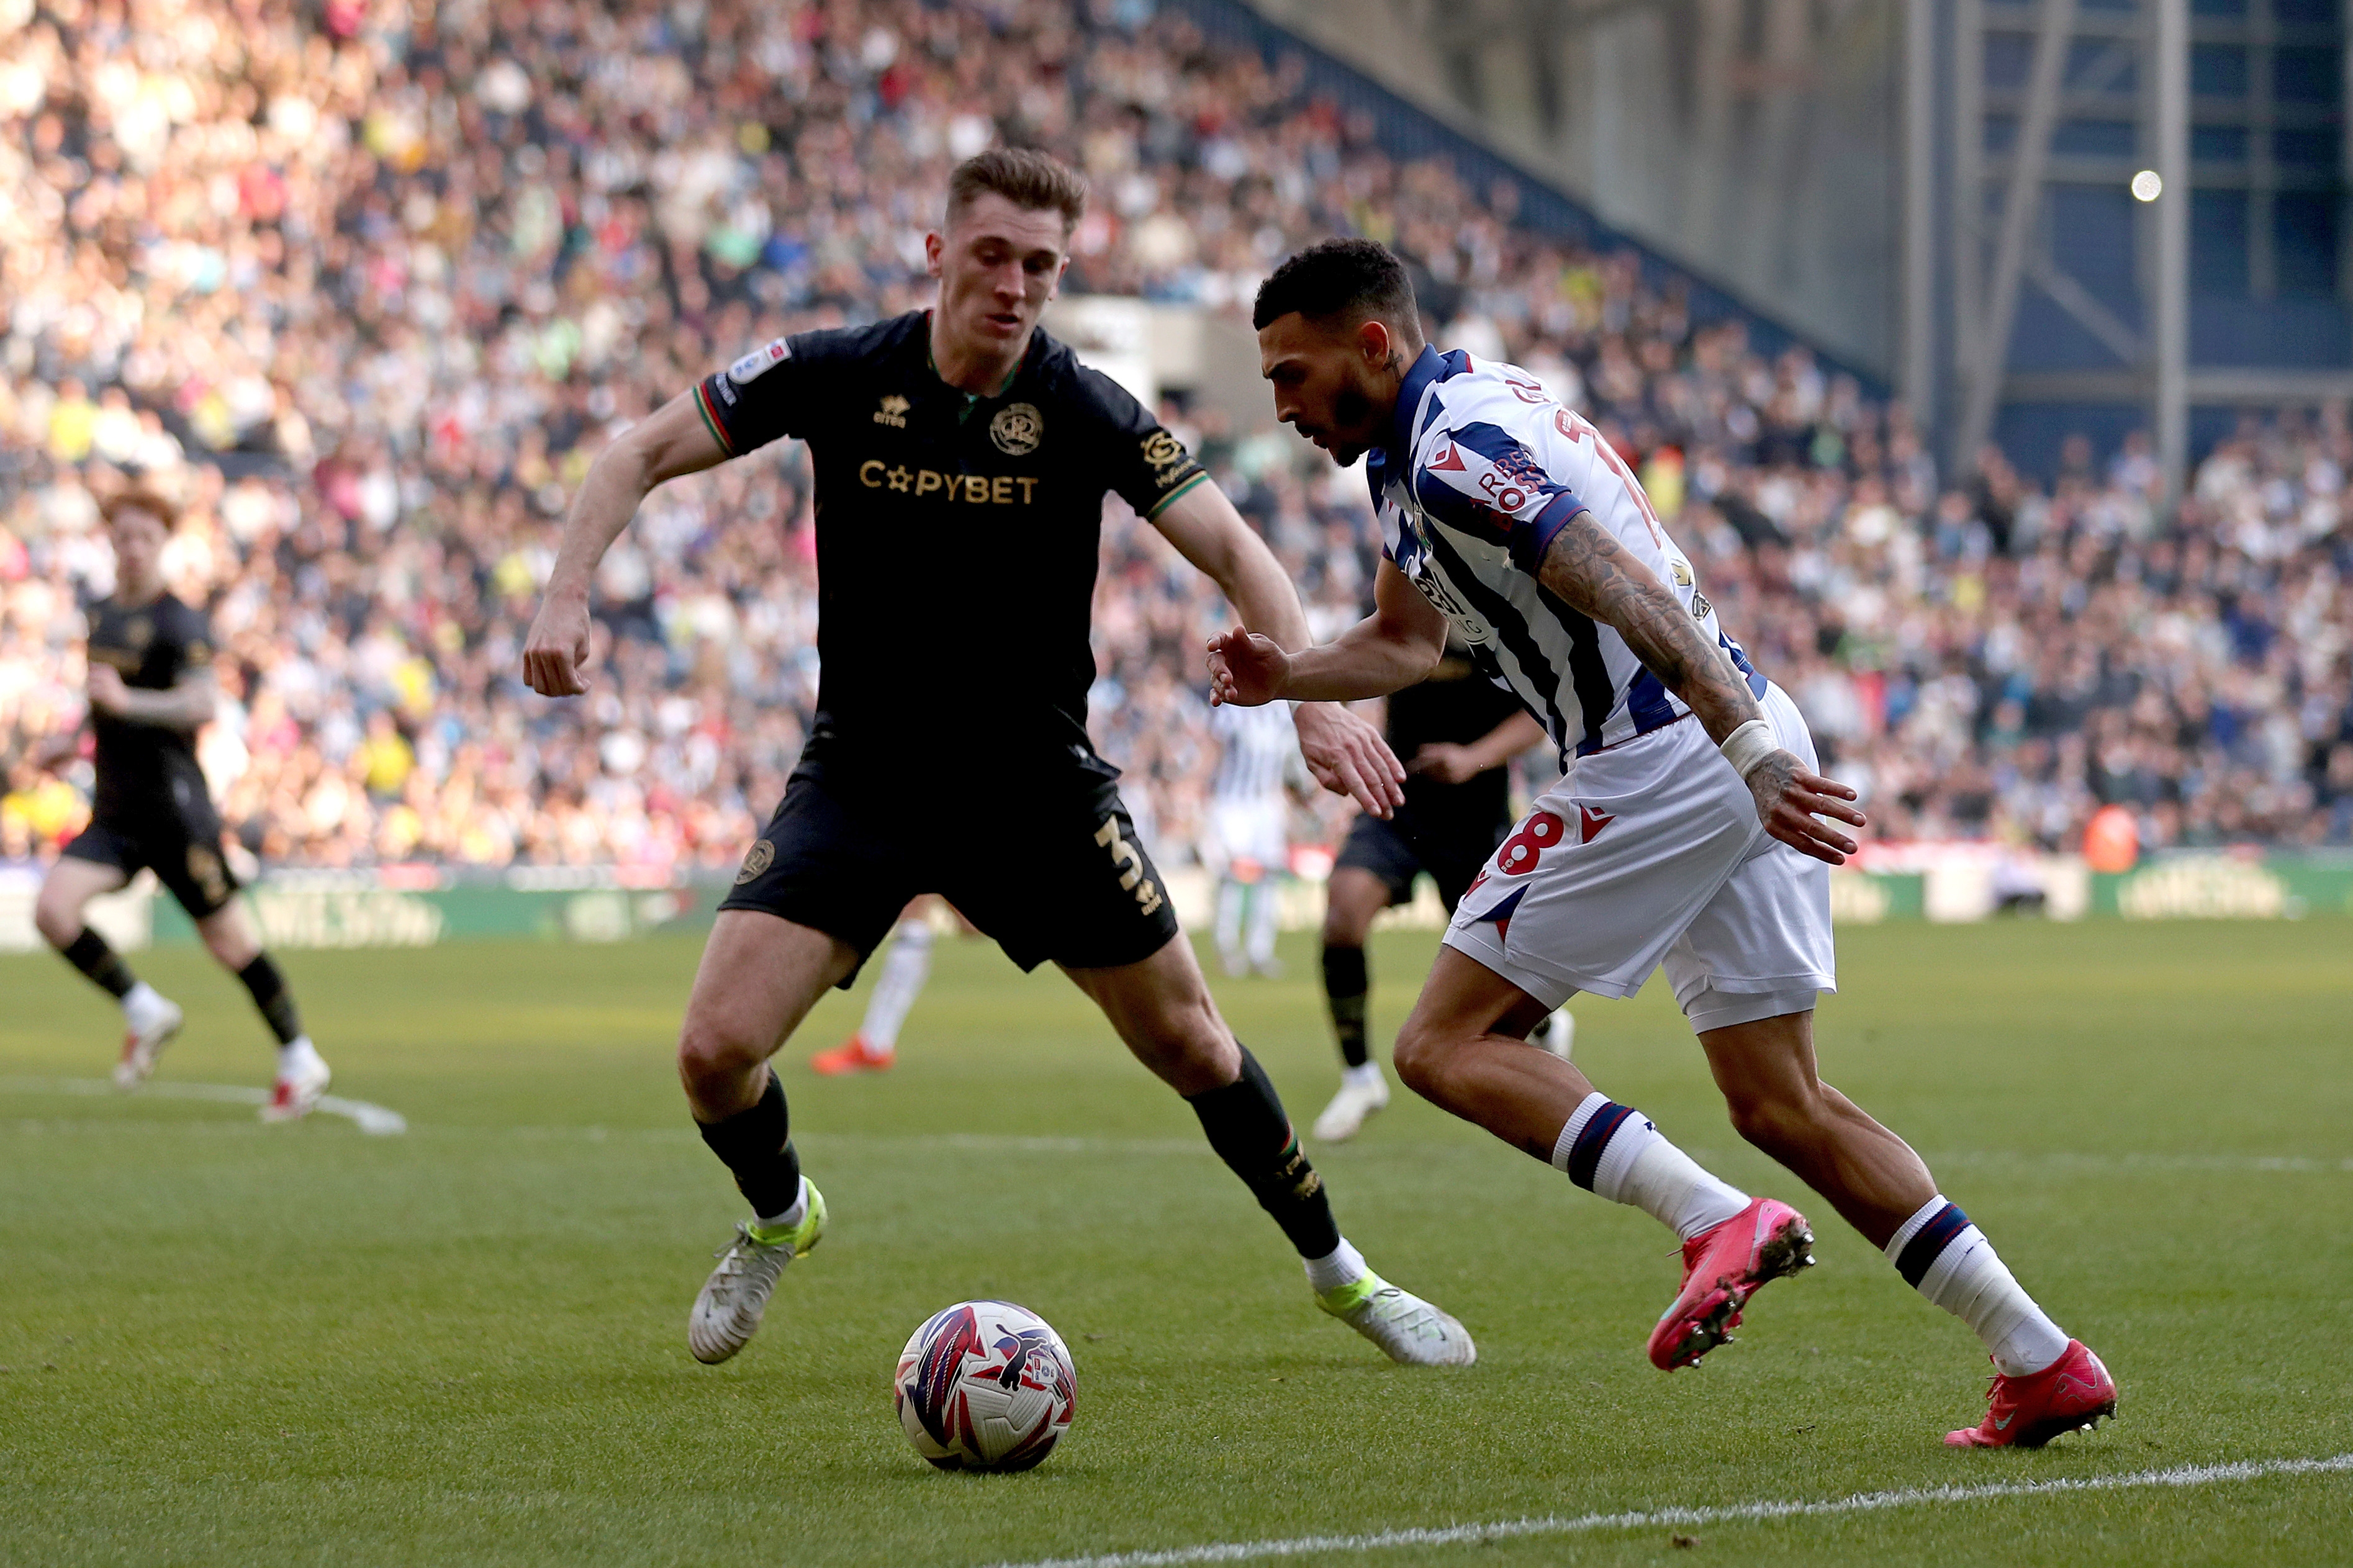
[4,0,2351,881]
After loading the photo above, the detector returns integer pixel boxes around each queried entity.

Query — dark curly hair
[1252,237,1419,332]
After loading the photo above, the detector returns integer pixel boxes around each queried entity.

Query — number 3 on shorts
[1095,817,1165,917]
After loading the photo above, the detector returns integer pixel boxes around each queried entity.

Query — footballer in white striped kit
[1211,239,2117,1449]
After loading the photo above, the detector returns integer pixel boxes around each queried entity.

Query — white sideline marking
[407,1129,2353,1171]
[987,1453,2353,1568]
[0,1076,407,1135]
[0,1093,2342,1173]
[1928,1149,2353,1174]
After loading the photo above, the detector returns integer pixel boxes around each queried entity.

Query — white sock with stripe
[1551,1091,1750,1241]
[1885,1195,2070,1377]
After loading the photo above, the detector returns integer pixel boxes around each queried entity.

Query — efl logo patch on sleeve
[729,338,791,385]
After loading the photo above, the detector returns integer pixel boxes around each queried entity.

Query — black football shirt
[1385,639,1529,826]
[695,311,1206,784]
[84,592,213,819]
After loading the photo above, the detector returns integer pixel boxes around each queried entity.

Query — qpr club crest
[990,402,1043,456]
[734,839,776,885]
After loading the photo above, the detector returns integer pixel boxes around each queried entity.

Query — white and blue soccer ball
[893,1300,1077,1472]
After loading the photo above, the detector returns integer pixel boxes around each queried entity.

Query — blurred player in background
[525,151,1475,1372]
[33,491,332,1122]
[1204,700,1304,978]
[1313,643,1564,1143]
[1216,240,2116,1449]
[810,898,945,1075]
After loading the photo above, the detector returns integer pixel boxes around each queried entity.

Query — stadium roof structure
[1168,0,1891,395]
[1913,0,2352,491]
[1185,0,2352,487]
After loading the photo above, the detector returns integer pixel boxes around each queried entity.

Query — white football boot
[113,991,184,1089]
[687,1184,826,1364]
[1319,1273,1478,1366]
[1311,1064,1390,1143]
[259,1043,332,1122]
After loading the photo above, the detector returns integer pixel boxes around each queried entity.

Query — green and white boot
[687,1183,826,1364]
[1319,1273,1478,1366]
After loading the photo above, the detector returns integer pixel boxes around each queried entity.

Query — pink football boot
[1648,1196,1816,1371]
[1945,1340,2118,1448]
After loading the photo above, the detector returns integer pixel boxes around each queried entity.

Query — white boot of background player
[1316,1009,1570,1142]
[261,1037,332,1122]
[113,983,184,1089]
[1313,1062,1390,1142]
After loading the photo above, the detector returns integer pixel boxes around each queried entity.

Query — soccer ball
[893,1300,1077,1472]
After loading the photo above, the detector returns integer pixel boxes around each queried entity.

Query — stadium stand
[3,0,2351,885]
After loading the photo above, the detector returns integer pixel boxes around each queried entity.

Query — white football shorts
[1207,796,1288,881]
[1442,680,1835,1032]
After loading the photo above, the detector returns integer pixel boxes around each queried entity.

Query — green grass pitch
[3,919,2349,1566]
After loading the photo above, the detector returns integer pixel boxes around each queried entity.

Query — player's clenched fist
[522,592,594,697]
[86,663,131,716]
[1204,627,1289,708]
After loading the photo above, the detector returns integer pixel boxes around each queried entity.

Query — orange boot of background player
[810,911,935,1075]
[810,1033,895,1075]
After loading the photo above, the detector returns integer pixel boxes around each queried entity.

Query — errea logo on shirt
[873,395,910,428]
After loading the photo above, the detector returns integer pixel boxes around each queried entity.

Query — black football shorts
[1335,798,1512,916]
[721,754,1181,983]
[61,800,242,921]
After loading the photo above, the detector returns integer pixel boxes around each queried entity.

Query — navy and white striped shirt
[1368,346,1764,759]
[1208,701,1299,806]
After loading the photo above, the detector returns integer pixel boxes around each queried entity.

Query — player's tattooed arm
[1535,516,1866,865]
[88,664,217,731]
[1535,514,1761,744]
[525,390,728,696]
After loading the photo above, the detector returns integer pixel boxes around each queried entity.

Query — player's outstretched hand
[1407,741,1483,786]
[1293,702,1406,819]
[1204,627,1289,708]
[522,593,594,697]
[1746,750,1867,866]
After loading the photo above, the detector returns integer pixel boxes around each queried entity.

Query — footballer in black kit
[1310,641,1555,1143]
[1336,640,1531,915]
[35,489,332,1118]
[523,149,1474,1371]
[695,309,1201,973]
[70,592,238,918]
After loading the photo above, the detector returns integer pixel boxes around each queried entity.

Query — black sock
[61,929,136,999]
[235,953,304,1045]
[1321,944,1370,1068]
[695,1069,803,1219]
[1186,1045,1342,1259]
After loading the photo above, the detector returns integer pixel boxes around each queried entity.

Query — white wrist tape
[1719,718,1778,781]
